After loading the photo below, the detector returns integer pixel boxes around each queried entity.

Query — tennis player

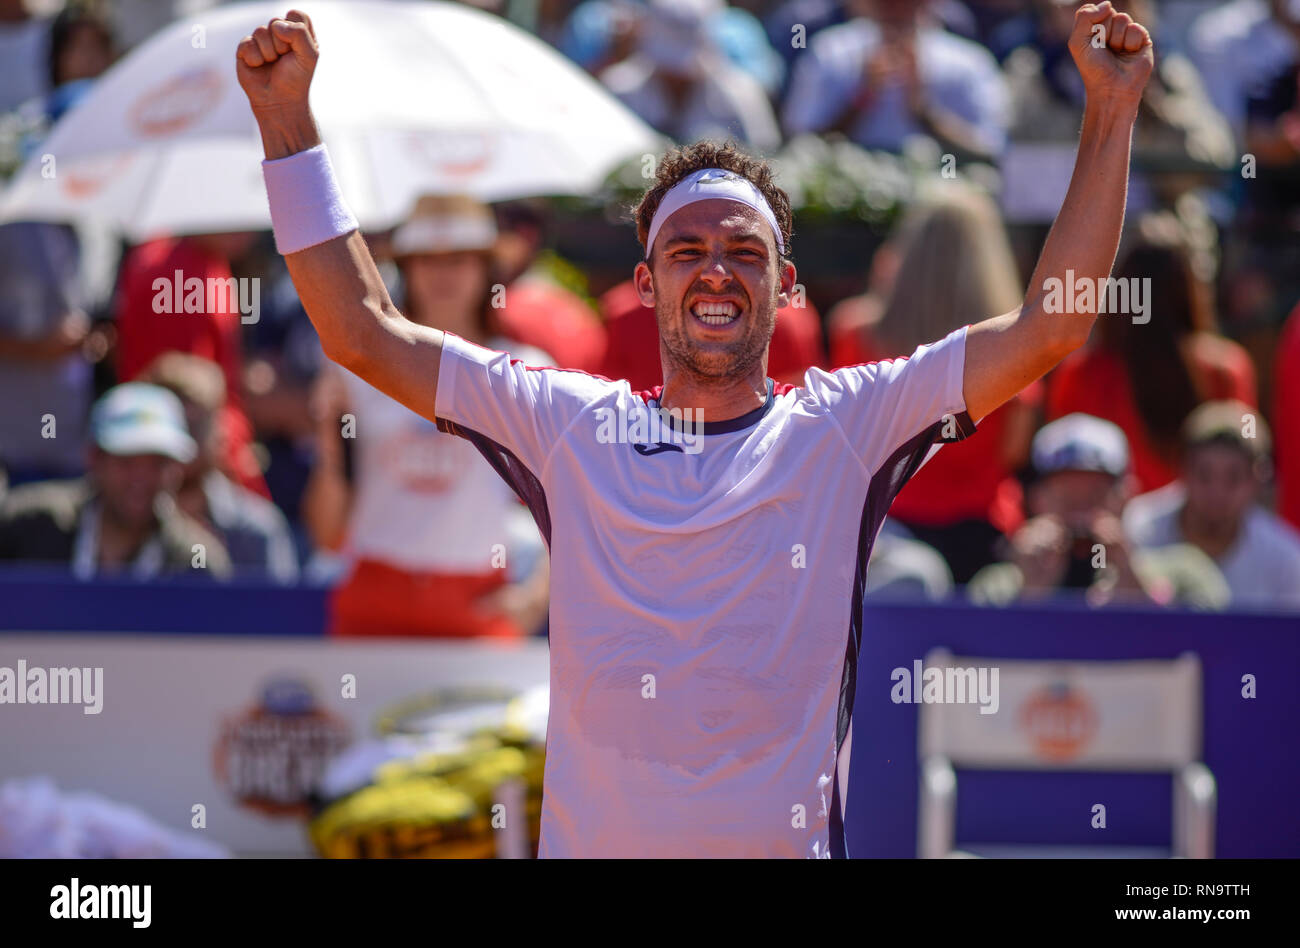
[237,2,1152,857]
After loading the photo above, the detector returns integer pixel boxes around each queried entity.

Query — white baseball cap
[1031,413,1129,478]
[90,383,196,463]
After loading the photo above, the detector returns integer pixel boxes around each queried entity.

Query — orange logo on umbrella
[129,66,224,138]
[60,153,135,199]
[404,131,494,178]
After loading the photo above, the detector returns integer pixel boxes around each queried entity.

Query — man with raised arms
[236,3,1152,857]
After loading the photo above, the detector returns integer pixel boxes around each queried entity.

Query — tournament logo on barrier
[1017,680,1099,762]
[214,677,351,817]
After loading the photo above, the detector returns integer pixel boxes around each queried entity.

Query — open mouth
[690,300,741,327]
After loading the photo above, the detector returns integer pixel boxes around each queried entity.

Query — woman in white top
[304,194,551,637]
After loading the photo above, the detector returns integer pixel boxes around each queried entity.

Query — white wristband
[261,143,359,255]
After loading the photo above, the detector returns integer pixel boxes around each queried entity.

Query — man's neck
[657,369,768,423]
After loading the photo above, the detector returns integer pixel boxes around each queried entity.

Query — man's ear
[776,259,796,309]
[633,260,655,309]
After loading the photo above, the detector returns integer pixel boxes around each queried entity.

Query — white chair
[917,649,1214,858]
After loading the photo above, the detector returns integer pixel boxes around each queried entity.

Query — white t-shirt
[434,326,973,857]
[340,338,549,576]
[1123,481,1300,611]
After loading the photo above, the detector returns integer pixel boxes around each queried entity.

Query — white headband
[645,167,785,260]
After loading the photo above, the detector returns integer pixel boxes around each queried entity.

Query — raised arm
[962,1,1153,423]
[235,10,444,421]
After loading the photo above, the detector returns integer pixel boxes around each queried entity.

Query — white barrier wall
[0,635,550,856]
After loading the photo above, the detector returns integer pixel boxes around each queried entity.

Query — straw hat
[390,194,498,257]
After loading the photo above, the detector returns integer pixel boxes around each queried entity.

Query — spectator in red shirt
[112,233,269,499]
[826,233,902,371]
[599,277,825,389]
[829,182,1035,582]
[491,199,607,373]
[1275,300,1300,530]
[1047,221,1257,495]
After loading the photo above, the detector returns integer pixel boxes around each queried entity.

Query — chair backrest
[918,650,1202,771]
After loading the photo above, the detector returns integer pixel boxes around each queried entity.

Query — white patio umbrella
[0,0,663,238]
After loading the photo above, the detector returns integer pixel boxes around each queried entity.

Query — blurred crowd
[2,0,1300,629]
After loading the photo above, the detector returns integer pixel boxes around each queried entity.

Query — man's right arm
[237,11,444,422]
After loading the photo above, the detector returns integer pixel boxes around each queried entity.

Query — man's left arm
[963,1,1153,424]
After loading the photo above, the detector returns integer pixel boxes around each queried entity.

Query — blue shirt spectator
[563,0,785,94]
[782,3,1009,161]
[1188,0,1299,143]
[600,0,782,150]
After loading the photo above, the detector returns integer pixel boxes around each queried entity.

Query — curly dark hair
[633,141,793,266]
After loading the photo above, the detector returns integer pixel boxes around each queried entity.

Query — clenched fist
[235,9,319,117]
[1069,1,1154,106]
